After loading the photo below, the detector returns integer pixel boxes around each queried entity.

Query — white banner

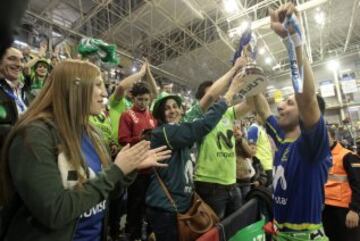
[320,80,335,97]
[341,78,358,94]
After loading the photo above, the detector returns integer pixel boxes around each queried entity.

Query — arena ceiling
[23,0,360,88]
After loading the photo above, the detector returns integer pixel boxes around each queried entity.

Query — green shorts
[272,227,328,241]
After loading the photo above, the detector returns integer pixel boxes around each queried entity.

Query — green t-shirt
[89,112,113,146]
[195,106,237,185]
[247,123,273,171]
[183,101,203,123]
[108,95,132,143]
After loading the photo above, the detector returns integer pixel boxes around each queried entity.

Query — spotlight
[258,47,265,55]
[223,0,239,14]
[327,60,339,70]
[265,57,272,65]
[314,11,325,26]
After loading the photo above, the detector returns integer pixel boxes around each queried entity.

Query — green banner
[229,219,266,241]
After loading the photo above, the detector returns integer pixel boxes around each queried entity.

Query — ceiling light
[228,31,235,38]
[258,47,265,55]
[327,60,339,70]
[239,21,250,32]
[223,0,239,14]
[132,67,137,72]
[265,57,272,65]
[314,11,325,25]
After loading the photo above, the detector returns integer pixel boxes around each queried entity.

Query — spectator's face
[134,93,151,111]
[35,63,48,77]
[277,95,299,131]
[51,57,59,66]
[163,84,173,93]
[0,48,23,81]
[90,77,108,115]
[164,98,181,123]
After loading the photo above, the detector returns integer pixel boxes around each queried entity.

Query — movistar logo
[80,200,106,218]
[216,130,234,150]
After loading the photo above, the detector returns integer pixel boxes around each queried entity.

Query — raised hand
[137,146,171,170]
[233,56,247,72]
[229,71,246,93]
[269,3,299,38]
[114,141,150,175]
[38,41,48,57]
[139,60,148,77]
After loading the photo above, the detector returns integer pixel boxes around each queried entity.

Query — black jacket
[0,78,19,150]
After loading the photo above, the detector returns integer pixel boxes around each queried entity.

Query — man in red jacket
[119,81,157,241]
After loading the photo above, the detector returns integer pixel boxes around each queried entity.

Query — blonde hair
[1,59,110,203]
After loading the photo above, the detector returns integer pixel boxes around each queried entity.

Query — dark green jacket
[0,121,135,241]
[146,100,228,213]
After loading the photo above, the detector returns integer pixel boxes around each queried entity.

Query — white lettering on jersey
[80,200,107,218]
[273,165,287,191]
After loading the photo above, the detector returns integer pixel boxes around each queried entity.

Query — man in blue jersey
[251,3,332,241]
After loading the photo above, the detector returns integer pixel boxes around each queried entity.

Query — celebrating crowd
[0,3,359,241]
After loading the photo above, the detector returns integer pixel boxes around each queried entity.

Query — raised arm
[233,100,251,120]
[24,42,47,69]
[153,73,246,150]
[270,3,320,128]
[248,95,272,124]
[112,63,147,101]
[144,62,159,97]
[199,57,247,112]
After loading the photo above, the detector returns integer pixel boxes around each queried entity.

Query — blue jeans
[195,181,242,220]
[146,207,178,241]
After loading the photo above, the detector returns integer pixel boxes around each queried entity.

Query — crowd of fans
[0,3,359,241]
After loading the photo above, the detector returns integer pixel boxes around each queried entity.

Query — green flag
[229,219,266,241]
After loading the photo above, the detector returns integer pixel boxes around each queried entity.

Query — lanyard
[0,83,26,112]
[283,15,304,94]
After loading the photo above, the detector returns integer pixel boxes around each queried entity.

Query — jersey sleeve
[300,116,331,165]
[247,125,259,144]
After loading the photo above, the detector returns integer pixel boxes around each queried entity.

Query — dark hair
[317,95,326,115]
[156,96,181,124]
[195,81,213,100]
[34,61,50,69]
[130,82,151,97]
[141,129,153,141]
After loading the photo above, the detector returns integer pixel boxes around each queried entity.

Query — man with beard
[251,3,331,241]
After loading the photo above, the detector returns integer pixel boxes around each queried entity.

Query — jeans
[238,183,251,202]
[108,190,127,239]
[146,207,178,241]
[195,181,242,220]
